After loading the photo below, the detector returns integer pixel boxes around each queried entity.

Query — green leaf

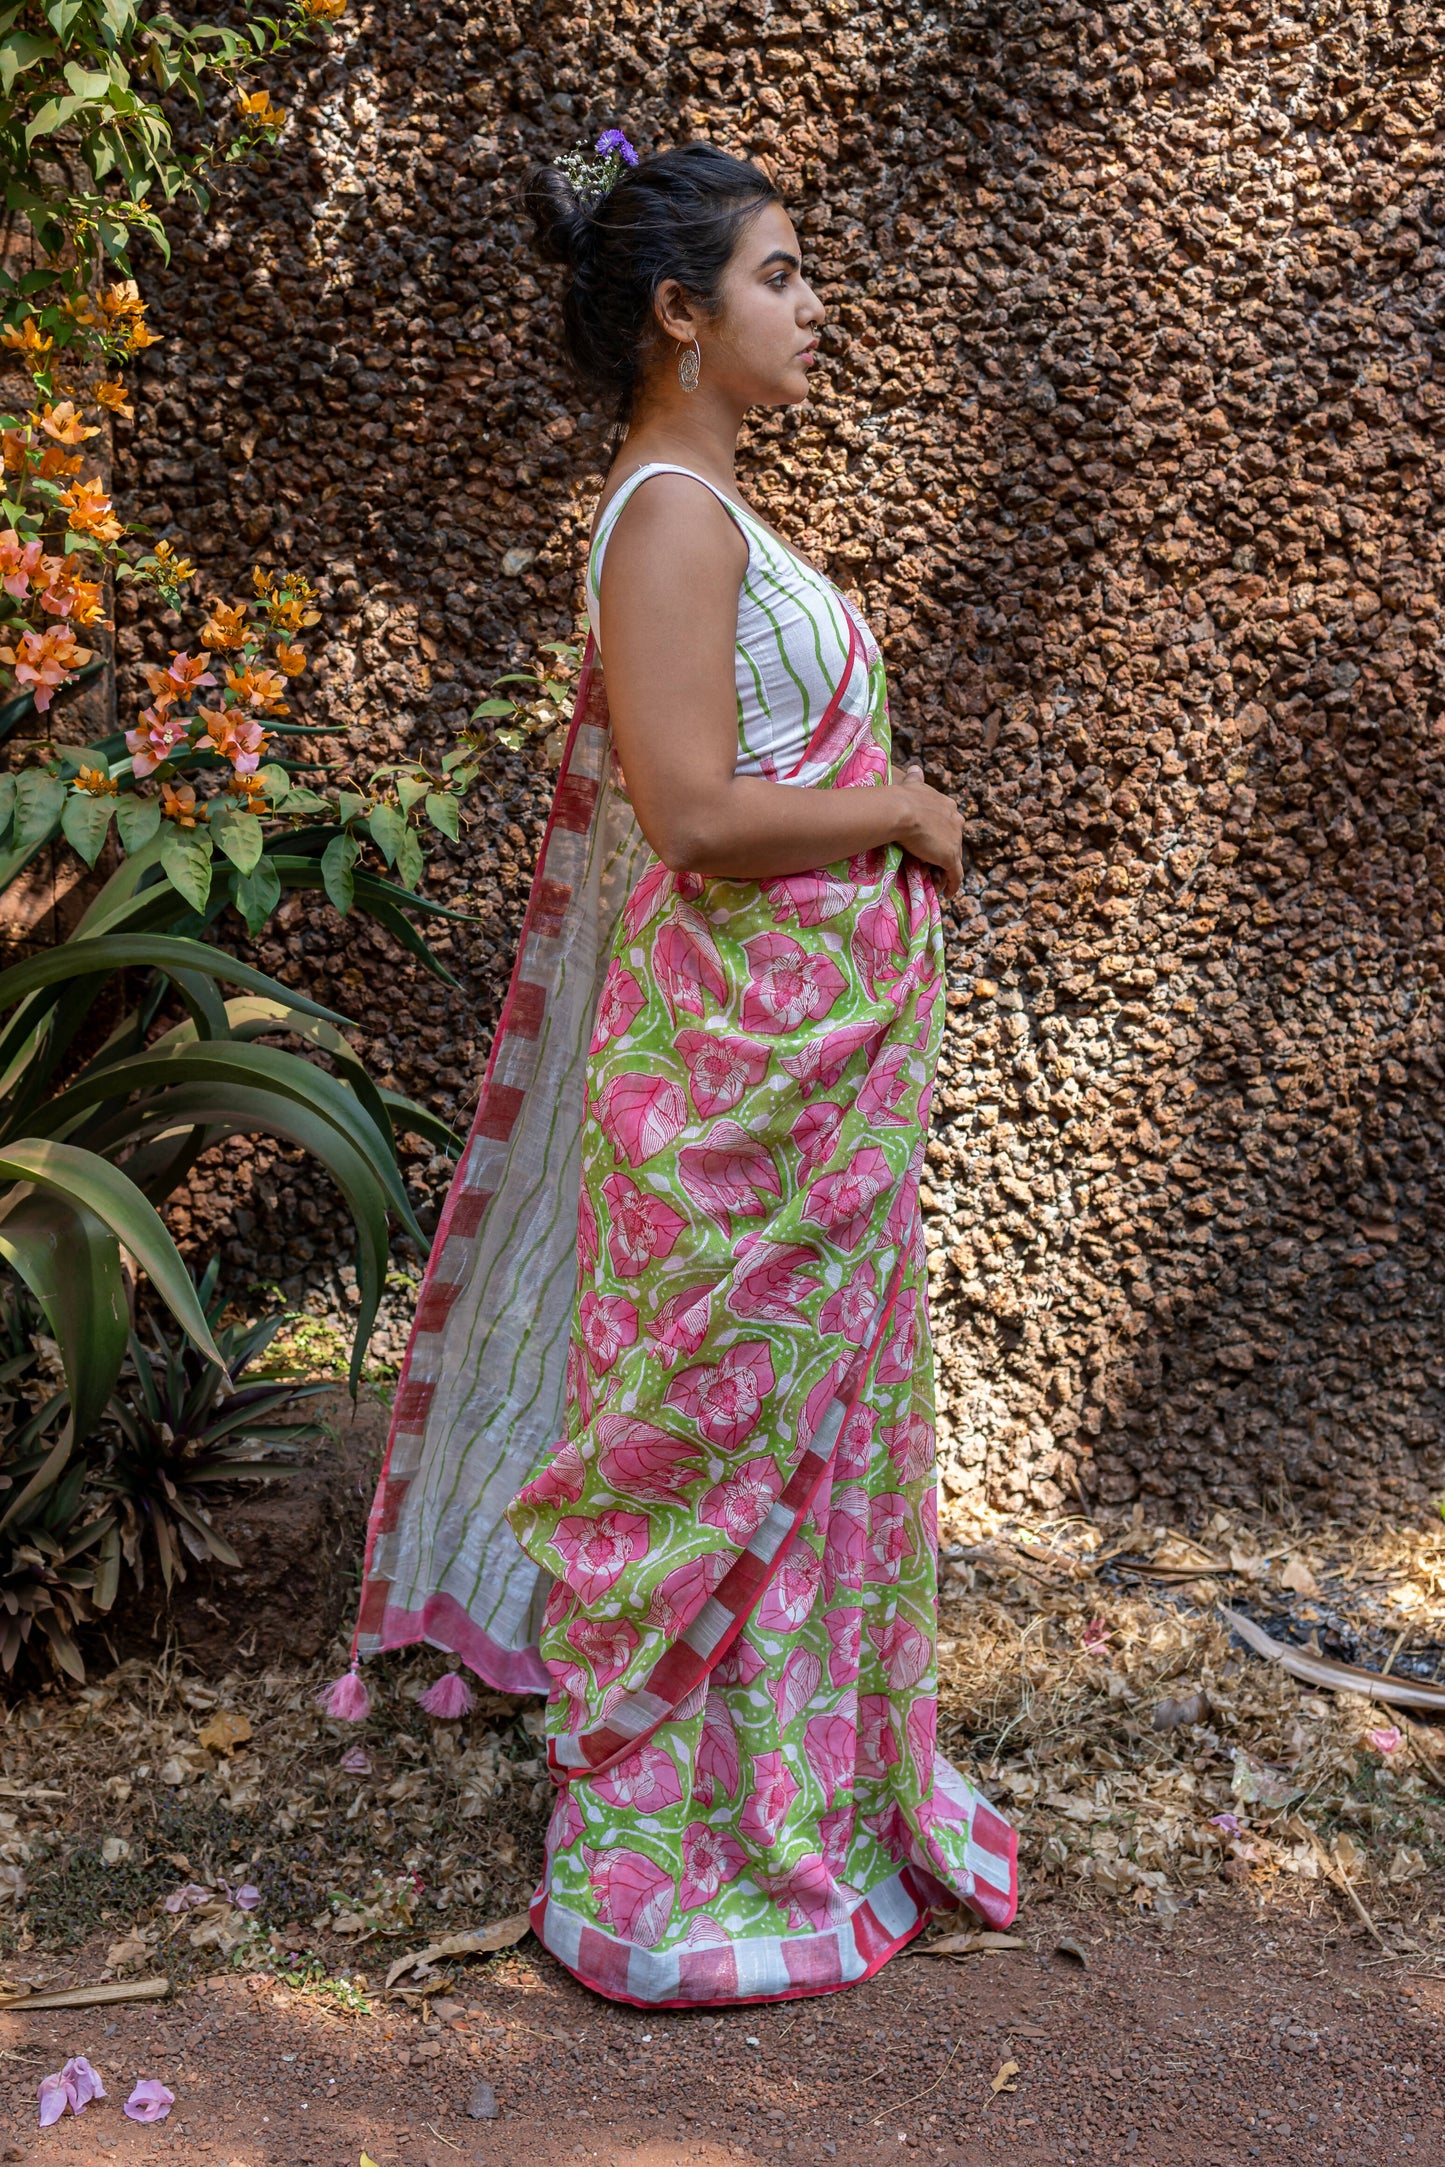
[321,830,358,916]
[0,933,350,1026]
[424,791,460,842]
[470,698,517,718]
[114,791,161,854]
[0,1138,222,1368]
[337,789,366,826]
[62,59,114,97]
[0,32,53,95]
[0,770,15,846]
[396,773,428,815]
[59,789,114,868]
[367,802,405,867]
[396,827,423,893]
[257,760,290,806]
[232,855,281,936]
[159,820,213,912]
[0,1188,128,1442]
[210,806,263,875]
[13,770,65,852]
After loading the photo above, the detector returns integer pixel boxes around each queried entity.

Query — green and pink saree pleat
[352,476,1016,2007]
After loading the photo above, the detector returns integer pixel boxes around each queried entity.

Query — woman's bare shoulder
[596,465,747,576]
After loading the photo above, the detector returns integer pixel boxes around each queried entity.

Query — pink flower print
[646,1281,713,1365]
[549,1786,585,1852]
[755,1544,823,1634]
[857,1043,916,1126]
[866,1492,914,1583]
[836,739,888,789]
[698,1454,782,1544]
[761,868,854,925]
[564,1613,639,1686]
[584,1847,675,1948]
[564,1339,592,1424]
[738,1750,799,1849]
[740,932,846,1035]
[819,1802,855,1872]
[851,891,905,997]
[801,1145,892,1253]
[803,1711,857,1801]
[883,1414,934,1485]
[676,1028,769,1117]
[790,1098,844,1177]
[781,1019,880,1096]
[835,1401,875,1479]
[552,1659,593,1731]
[884,1163,922,1253]
[819,1262,878,1348]
[906,1695,938,1781]
[653,907,728,1018]
[757,1853,845,1933]
[773,1646,822,1732]
[822,1484,868,1598]
[824,1605,862,1685]
[579,1291,638,1375]
[679,1820,748,1909]
[551,1509,650,1603]
[867,1618,932,1691]
[600,1170,687,1278]
[857,1694,900,1778]
[648,1551,729,1636]
[921,1483,938,1555]
[727,1242,823,1324]
[864,1798,912,1863]
[668,1342,776,1450]
[594,1415,704,1503]
[803,1358,849,1440]
[576,1182,600,1274]
[695,1691,742,1804]
[590,960,646,1051]
[543,1576,576,1630]
[597,1072,688,1167]
[875,1289,919,1386]
[622,858,673,939]
[516,1436,587,1509]
[592,1741,684,1813]
[712,1634,766,1688]
[678,1121,781,1235]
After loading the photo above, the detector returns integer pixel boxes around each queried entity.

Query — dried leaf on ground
[990,2060,1020,2094]
[197,1711,252,1756]
[385,1913,531,1989]
[910,1930,1028,1958]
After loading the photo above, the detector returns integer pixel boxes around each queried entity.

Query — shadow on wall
[111,0,1445,1519]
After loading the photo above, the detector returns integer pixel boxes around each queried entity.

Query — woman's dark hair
[528,141,780,422]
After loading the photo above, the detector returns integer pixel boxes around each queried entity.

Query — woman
[345,135,1016,2008]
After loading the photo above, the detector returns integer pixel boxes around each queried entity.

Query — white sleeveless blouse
[586,461,871,786]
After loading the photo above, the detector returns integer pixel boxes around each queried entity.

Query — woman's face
[662,201,825,410]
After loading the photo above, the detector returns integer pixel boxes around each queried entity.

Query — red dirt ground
[5,1892,1440,2167]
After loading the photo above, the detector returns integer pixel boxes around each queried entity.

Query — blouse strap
[588,462,751,596]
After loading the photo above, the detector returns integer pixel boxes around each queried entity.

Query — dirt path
[8,1894,1441,2167]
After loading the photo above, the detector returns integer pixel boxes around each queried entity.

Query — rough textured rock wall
[116,0,1445,1514]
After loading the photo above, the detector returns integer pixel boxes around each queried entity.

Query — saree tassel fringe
[318,1667,371,1721]
[417,1672,477,1719]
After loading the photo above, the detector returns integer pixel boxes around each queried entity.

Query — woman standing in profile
[348,131,1016,2009]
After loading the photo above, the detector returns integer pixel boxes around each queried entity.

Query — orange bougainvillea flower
[196,706,270,775]
[237,88,286,129]
[37,554,106,624]
[37,401,100,447]
[160,782,202,827]
[0,316,52,361]
[299,0,346,19]
[151,540,195,583]
[1,429,29,474]
[0,625,94,711]
[226,771,270,814]
[37,444,83,480]
[125,710,191,777]
[226,663,289,716]
[74,765,118,797]
[142,650,216,701]
[274,641,307,678]
[0,530,45,601]
[95,379,134,419]
[57,477,123,544]
[200,600,248,649]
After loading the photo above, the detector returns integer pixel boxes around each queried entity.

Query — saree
[351,520,1017,2006]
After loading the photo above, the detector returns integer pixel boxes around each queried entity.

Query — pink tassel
[318,1668,370,1721]
[418,1671,476,1720]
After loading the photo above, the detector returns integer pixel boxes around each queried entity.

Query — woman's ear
[654,277,704,345]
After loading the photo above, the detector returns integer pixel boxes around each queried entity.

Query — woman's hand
[891,760,964,896]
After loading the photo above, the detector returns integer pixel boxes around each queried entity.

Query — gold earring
[677,338,701,393]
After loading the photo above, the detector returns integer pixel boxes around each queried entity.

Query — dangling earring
[677,338,701,393]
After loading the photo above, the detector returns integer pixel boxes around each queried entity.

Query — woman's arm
[597,473,964,893]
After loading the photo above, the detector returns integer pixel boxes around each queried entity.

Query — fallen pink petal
[340,1744,372,1775]
[124,2080,175,2124]
[228,1882,262,1910]
[1209,1813,1242,1836]
[1364,1725,1402,1754]
[38,2056,106,2125]
[164,1882,215,1913]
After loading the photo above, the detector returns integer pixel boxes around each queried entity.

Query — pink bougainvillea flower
[600,1170,687,1278]
[584,1847,675,1948]
[564,1612,639,1685]
[592,1742,684,1814]
[667,1341,775,1450]
[645,1281,712,1366]
[0,528,43,599]
[594,1414,703,1504]
[125,709,191,777]
[578,1289,639,1374]
[679,1820,748,1910]
[740,931,845,1034]
[678,1122,781,1235]
[738,1751,799,1849]
[1209,1812,1242,1836]
[790,1098,845,1177]
[123,2080,174,2124]
[727,1242,822,1325]
[675,1028,769,1117]
[164,1882,215,1914]
[800,1145,893,1252]
[1365,1726,1402,1755]
[761,868,854,925]
[781,1019,880,1096]
[550,1509,650,1604]
[0,623,93,711]
[143,649,215,700]
[340,1745,372,1775]
[652,908,728,1019]
[589,959,647,1051]
[596,1071,688,1167]
[754,1546,824,1635]
[698,1454,782,1545]
[38,2057,105,2126]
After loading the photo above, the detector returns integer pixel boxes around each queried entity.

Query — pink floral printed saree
[354,609,1016,2007]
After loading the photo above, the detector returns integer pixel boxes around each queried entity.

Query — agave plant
[102,1260,330,1593]
[0,1283,118,1679]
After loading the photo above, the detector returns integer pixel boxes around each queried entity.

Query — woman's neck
[614,373,746,487]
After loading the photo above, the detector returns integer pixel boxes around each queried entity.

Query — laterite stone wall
[117,0,1445,1513]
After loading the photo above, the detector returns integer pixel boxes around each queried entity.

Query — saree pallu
[354,618,1017,2008]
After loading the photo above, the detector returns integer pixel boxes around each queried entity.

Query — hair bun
[529,165,592,271]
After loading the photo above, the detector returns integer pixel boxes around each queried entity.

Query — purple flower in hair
[595,129,638,167]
